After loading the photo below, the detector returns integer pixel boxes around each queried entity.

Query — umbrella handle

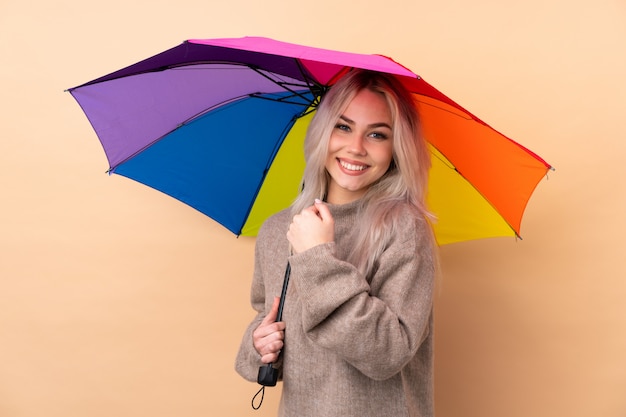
[256,263,290,387]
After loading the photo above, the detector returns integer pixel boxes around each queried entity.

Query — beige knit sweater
[235,199,435,417]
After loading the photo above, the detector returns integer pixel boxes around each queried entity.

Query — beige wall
[1,0,625,416]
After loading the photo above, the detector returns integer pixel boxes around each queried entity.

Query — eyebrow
[339,115,392,130]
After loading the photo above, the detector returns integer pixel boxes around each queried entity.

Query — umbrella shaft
[276,262,290,322]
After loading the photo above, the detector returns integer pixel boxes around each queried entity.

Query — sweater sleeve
[288,215,435,381]
[233,239,267,382]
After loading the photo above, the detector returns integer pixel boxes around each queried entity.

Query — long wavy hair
[291,69,434,276]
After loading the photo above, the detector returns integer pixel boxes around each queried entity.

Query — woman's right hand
[287,199,335,254]
[253,296,286,364]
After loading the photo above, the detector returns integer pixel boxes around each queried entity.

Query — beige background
[1,0,625,416]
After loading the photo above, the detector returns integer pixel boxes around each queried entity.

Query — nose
[347,135,366,156]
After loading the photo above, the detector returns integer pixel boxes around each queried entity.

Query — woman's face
[324,88,394,204]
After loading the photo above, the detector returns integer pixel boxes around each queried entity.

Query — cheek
[376,143,394,167]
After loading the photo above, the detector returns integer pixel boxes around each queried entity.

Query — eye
[368,131,389,140]
[334,123,351,132]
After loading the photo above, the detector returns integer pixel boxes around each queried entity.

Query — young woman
[235,69,437,417]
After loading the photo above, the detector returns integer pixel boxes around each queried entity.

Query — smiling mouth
[339,159,368,172]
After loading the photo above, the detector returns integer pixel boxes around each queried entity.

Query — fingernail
[315,198,322,204]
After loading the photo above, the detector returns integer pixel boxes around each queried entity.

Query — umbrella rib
[178,90,309,127]
[416,98,473,121]
[293,59,327,106]
[248,67,318,108]
[169,63,319,105]
[428,145,457,171]
[175,94,261,127]
[249,92,311,107]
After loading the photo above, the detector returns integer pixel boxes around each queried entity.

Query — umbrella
[67,36,552,245]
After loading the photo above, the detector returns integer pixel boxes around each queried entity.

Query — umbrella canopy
[68,36,551,245]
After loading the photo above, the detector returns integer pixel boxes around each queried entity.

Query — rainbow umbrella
[68,37,551,245]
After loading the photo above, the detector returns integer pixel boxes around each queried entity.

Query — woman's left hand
[287,199,335,254]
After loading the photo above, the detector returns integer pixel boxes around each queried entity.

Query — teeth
[340,160,367,171]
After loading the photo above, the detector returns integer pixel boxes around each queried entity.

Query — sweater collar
[326,198,361,222]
